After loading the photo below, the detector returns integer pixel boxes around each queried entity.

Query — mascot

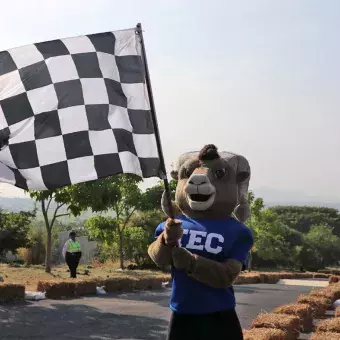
[148,144,254,340]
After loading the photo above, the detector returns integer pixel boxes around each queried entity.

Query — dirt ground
[0,263,169,291]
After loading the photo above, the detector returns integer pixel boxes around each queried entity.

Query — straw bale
[250,313,300,340]
[273,303,313,332]
[243,328,287,340]
[0,283,25,302]
[316,318,340,333]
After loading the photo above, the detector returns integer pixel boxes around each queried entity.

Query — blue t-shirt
[155,215,254,315]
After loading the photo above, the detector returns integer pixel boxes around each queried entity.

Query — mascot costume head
[148,144,254,340]
[162,144,251,222]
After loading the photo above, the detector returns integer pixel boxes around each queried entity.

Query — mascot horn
[148,144,254,340]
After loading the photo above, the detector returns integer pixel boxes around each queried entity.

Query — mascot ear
[234,155,251,223]
[170,170,179,181]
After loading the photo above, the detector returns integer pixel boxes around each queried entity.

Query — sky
[0,0,339,200]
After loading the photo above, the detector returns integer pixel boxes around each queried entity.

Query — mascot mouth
[189,194,212,202]
[187,192,216,211]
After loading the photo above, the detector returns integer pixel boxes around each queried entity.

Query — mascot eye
[215,168,227,179]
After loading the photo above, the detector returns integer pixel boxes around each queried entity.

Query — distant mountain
[252,187,340,210]
[0,196,115,222]
[0,196,35,212]
[1,187,339,216]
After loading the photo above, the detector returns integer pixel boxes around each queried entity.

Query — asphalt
[0,283,314,340]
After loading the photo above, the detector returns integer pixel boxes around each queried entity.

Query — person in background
[62,231,82,278]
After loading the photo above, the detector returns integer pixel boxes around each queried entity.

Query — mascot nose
[189,174,208,185]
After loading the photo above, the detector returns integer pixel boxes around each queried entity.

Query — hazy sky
[0,0,339,199]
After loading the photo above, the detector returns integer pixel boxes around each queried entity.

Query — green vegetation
[1,176,340,273]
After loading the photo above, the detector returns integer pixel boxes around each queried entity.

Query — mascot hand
[164,218,183,247]
[172,247,195,271]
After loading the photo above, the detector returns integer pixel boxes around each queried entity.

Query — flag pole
[136,23,174,219]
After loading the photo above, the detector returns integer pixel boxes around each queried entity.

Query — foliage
[247,191,340,270]
[123,227,151,266]
[141,179,177,211]
[0,209,36,257]
[271,206,340,236]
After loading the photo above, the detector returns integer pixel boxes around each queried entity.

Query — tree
[83,174,148,269]
[28,174,125,273]
[0,209,36,258]
[29,189,74,273]
[302,224,340,269]
[271,206,340,235]
[246,191,304,269]
[141,179,177,211]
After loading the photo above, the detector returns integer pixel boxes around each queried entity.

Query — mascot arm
[148,219,183,268]
[172,247,242,289]
[148,233,173,267]
[172,228,253,289]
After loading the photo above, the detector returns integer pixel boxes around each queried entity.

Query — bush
[0,283,25,302]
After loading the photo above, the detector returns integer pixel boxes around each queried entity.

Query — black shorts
[167,308,243,340]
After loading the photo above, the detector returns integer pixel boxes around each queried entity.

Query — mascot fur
[148,144,254,340]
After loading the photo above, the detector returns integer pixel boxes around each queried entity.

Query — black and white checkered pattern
[0,28,160,190]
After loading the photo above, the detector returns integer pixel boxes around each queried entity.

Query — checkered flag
[0,28,161,190]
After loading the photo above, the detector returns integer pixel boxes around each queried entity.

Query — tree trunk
[247,251,252,272]
[45,228,52,273]
[118,230,124,270]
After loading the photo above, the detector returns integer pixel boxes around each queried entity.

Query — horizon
[1,0,339,200]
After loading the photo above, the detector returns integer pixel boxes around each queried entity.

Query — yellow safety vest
[67,240,81,253]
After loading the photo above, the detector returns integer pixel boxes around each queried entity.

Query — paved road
[0,283,314,340]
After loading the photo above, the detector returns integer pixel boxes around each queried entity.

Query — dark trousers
[167,308,243,340]
[65,252,82,278]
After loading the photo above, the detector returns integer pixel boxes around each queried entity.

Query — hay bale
[273,303,313,333]
[235,273,261,284]
[316,318,340,333]
[37,280,76,299]
[309,287,339,303]
[293,272,313,279]
[335,307,340,318]
[104,277,139,292]
[260,273,281,284]
[74,280,97,297]
[243,328,287,340]
[0,283,25,302]
[314,273,330,279]
[250,313,300,340]
[310,285,340,303]
[310,332,340,339]
[329,276,340,284]
[297,294,331,317]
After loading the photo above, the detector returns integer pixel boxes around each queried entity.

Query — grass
[0,263,170,291]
